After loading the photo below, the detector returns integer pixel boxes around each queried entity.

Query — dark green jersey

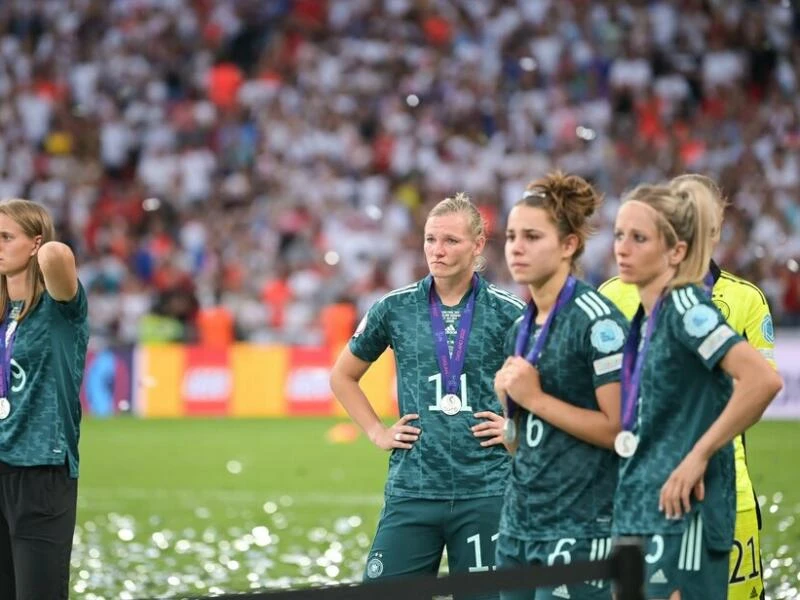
[612,284,741,551]
[349,275,524,499]
[0,283,89,478]
[499,281,628,540]
[500,281,628,540]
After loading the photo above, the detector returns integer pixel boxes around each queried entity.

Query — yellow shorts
[728,507,763,600]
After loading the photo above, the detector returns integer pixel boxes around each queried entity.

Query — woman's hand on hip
[370,414,421,451]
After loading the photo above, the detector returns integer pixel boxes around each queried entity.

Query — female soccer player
[611,182,782,599]
[600,174,775,600]
[0,199,89,599]
[493,172,628,600]
[330,193,524,593]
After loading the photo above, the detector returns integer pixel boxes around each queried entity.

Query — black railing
[186,538,645,600]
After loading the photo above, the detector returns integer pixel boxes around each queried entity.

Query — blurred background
[1,0,797,350]
[2,0,799,598]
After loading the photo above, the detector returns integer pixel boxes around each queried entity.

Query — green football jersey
[0,283,89,478]
[349,275,524,499]
[612,284,742,551]
[499,281,628,540]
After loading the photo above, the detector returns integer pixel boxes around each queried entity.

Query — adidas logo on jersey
[649,569,668,584]
[750,587,759,598]
[552,585,571,599]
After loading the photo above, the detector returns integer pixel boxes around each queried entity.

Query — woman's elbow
[764,370,784,403]
[329,369,346,395]
[602,415,622,449]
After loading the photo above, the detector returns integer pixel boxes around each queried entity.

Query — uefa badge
[440,394,462,416]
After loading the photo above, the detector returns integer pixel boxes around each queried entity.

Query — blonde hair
[427,192,487,271]
[671,173,727,243]
[517,170,603,270]
[0,199,56,321]
[622,183,717,289]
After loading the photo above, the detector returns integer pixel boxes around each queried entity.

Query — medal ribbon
[0,303,20,400]
[620,295,665,431]
[428,274,478,397]
[507,275,577,420]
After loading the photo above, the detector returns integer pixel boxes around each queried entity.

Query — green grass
[73,418,799,599]
[745,421,800,600]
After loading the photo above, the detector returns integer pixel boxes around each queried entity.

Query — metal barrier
[188,538,645,600]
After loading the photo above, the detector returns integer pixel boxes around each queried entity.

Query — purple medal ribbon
[0,305,19,400]
[428,274,478,397]
[620,296,665,431]
[702,270,715,297]
[507,275,577,420]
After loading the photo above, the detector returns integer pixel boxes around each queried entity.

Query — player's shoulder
[373,280,422,311]
[665,283,729,338]
[666,283,709,314]
[716,270,769,307]
[597,276,641,318]
[483,281,527,316]
[597,275,636,298]
[570,281,629,352]
[598,275,623,294]
[572,280,626,322]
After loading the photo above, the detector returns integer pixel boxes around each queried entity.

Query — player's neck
[433,271,474,307]
[638,268,675,315]
[5,272,28,302]
[528,267,570,324]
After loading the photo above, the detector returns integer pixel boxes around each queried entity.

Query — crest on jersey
[352,314,368,338]
[683,304,719,338]
[761,314,775,343]
[590,319,625,353]
[712,297,730,320]
[366,555,384,578]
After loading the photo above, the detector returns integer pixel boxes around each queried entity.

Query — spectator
[0,0,794,348]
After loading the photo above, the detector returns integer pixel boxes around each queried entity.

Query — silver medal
[614,431,638,458]
[503,418,517,443]
[440,394,462,416]
[0,397,10,420]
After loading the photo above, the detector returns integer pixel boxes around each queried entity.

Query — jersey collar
[708,260,722,286]
[421,273,483,302]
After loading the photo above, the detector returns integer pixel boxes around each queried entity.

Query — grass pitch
[74,418,799,599]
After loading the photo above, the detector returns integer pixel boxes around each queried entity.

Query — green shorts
[495,533,613,600]
[364,494,503,599]
[642,512,729,599]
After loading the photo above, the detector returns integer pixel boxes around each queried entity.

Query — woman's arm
[659,341,783,518]
[499,356,622,449]
[523,382,621,449]
[37,241,79,301]
[329,347,420,450]
[694,341,782,460]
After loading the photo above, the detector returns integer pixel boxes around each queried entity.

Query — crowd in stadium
[0,0,799,348]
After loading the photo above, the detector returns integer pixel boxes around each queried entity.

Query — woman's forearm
[693,372,782,460]
[518,392,619,449]
[329,372,385,442]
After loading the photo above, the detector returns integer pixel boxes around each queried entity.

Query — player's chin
[428,263,455,277]
[616,267,640,285]
[508,266,535,285]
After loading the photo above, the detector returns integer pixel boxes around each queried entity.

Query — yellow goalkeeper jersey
[599,261,776,514]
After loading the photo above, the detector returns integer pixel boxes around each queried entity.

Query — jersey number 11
[427,373,474,413]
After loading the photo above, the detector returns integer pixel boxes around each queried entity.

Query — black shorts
[0,463,78,600]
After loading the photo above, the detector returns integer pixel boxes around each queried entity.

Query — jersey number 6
[526,414,544,448]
